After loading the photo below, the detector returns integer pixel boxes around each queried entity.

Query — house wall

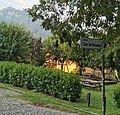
[45,59,116,80]
[45,59,79,73]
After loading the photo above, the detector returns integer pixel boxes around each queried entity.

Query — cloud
[12,0,39,8]
[0,0,39,10]
[1,0,12,5]
[0,0,12,10]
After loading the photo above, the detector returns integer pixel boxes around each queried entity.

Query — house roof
[49,55,58,60]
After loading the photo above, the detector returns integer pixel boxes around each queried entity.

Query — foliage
[0,61,82,101]
[0,62,16,83]
[27,0,120,41]
[0,21,32,63]
[42,36,56,56]
[0,21,45,66]
[30,37,45,66]
[113,86,120,108]
[105,36,120,69]
[27,0,120,71]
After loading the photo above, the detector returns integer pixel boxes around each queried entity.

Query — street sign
[80,38,103,49]
[80,37,106,115]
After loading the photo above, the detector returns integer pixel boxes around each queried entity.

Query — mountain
[0,7,51,41]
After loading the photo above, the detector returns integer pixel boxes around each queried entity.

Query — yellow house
[45,55,79,73]
[45,54,118,81]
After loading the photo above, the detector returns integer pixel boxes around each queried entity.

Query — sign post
[80,38,106,115]
[102,53,106,115]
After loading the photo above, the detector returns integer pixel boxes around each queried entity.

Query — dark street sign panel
[80,38,103,49]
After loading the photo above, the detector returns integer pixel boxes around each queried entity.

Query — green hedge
[0,61,82,101]
[113,86,120,108]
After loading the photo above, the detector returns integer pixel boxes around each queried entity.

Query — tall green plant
[0,21,32,63]
[30,37,45,66]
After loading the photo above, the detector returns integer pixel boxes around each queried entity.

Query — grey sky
[0,0,39,10]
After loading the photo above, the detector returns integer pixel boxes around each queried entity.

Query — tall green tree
[0,21,32,63]
[30,37,45,66]
[27,0,120,71]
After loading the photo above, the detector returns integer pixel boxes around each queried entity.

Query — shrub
[113,86,120,108]
[0,61,82,102]
[9,63,36,89]
[0,62,16,83]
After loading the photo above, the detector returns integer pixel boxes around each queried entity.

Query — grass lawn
[0,82,120,115]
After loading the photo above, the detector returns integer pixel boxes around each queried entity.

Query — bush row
[113,86,120,108]
[0,61,82,101]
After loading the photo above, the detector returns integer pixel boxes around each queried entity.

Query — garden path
[0,88,78,115]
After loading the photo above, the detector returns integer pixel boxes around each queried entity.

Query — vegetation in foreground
[0,61,82,102]
[0,82,120,115]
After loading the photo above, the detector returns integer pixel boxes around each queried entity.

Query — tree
[0,21,32,63]
[27,1,120,40]
[27,0,120,73]
[30,37,45,66]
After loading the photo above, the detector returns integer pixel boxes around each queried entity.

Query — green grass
[0,82,120,115]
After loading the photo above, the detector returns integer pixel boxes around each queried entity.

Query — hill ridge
[0,7,51,41]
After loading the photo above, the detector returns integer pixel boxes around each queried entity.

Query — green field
[0,82,120,115]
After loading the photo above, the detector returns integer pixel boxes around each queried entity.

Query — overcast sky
[0,0,39,10]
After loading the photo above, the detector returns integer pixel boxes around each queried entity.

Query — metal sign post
[102,52,106,115]
[80,38,106,115]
